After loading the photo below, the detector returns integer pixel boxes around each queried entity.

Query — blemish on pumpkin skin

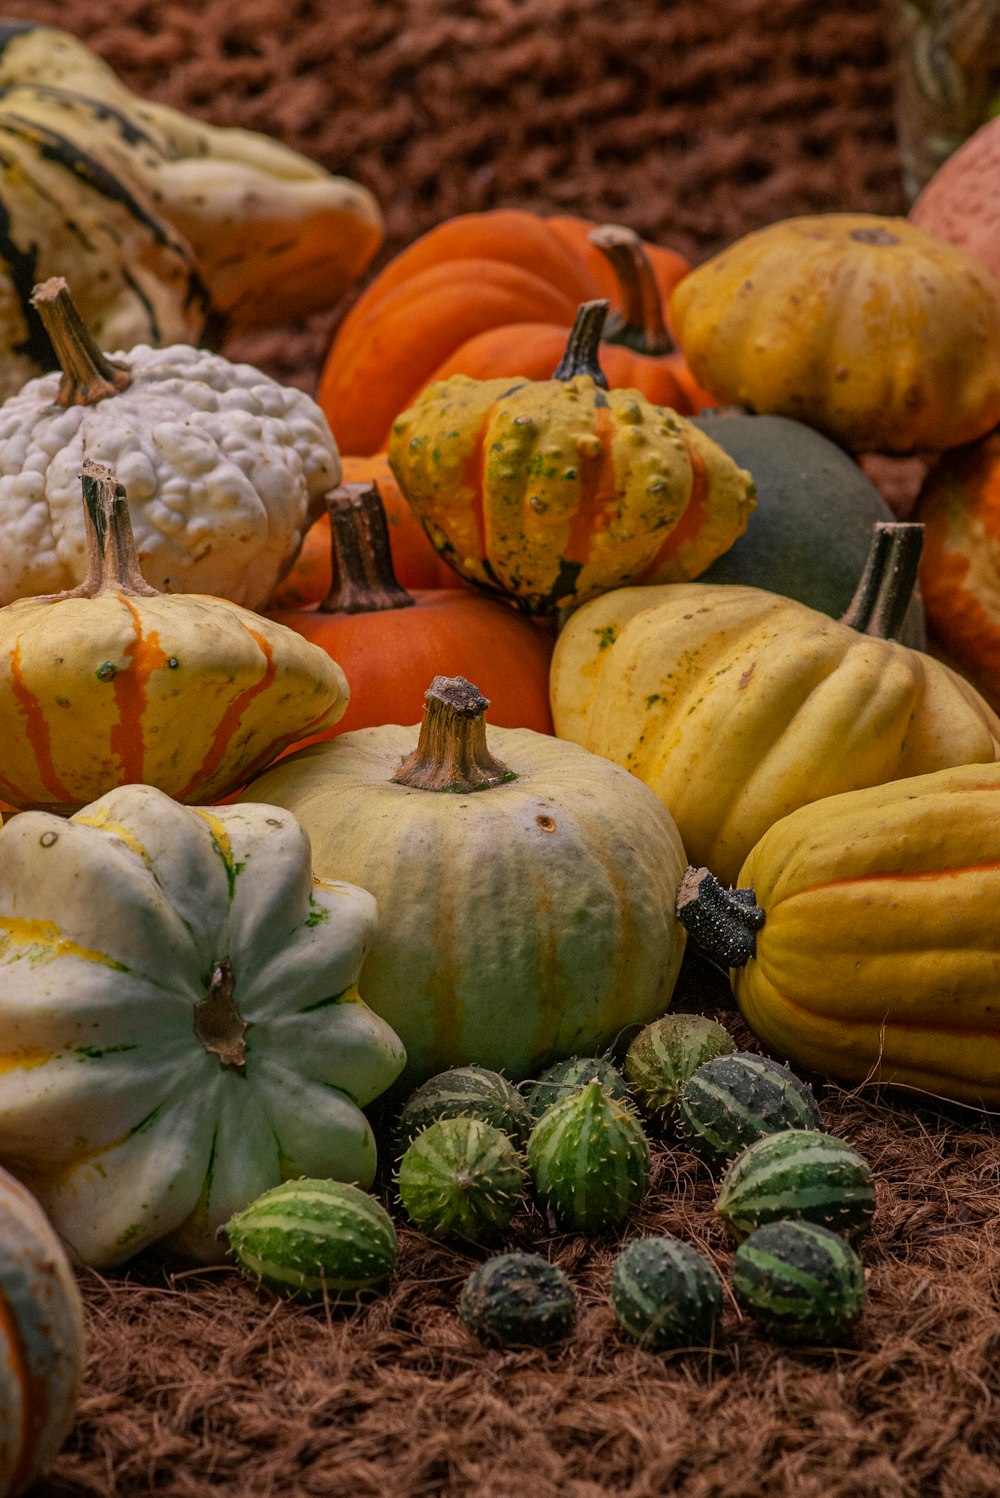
[739,663,756,689]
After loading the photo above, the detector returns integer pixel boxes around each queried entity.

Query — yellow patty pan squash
[676,760,1000,1107]
[0,461,348,811]
[551,523,1000,886]
[0,784,406,1267]
[669,213,1000,454]
[243,674,688,1085]
[387,300,756,614]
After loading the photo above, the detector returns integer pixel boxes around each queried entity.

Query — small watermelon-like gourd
[715,1130,875,1243]
[732,1220,866,1345]
[624,1014,736,1132]
[610,1235,724,1351]
[678,1052,823,1169]
[396,1117,528,1244]
[527,1079,650,1233]
[459,1252,577,1348]
[396,1065,534,1151]
[225,1179,398,1300]
[525,1055,629,1119]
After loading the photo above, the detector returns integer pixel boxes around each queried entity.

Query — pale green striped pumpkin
[226,1179,397,1298]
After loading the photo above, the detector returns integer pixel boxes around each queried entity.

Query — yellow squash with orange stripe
[386,301,755,614]
[0,461,348,811]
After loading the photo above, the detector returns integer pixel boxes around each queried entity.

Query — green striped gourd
[715,1130,875,1242]
[526,1056,629,1119]
[396,1117,528,1243]
[624,1014,736,1130]
[527,1079,651,1233]
[732,1220,866,1344]
[225,1179,397,1299]
[678,1052,823,1168]
[610,1235,724,1350]
[396,1065,533,1151]
[459,1252,577,1348]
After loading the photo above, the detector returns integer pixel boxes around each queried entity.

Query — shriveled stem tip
[31,277,131,406]
[393,675,515,793]
[675,866,765,968]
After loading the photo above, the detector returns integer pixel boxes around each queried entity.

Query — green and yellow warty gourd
[243,675,689,1085]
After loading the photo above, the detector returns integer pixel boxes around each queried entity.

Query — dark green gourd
[527,1079,650,1233]
[525,1055,629,1119]
[732,1219,866,1344]
[611,1235,724,1350]
[715,1129,876,1242]
[624,1014,736,1131]
[678,1051,823,1168]
[396,1065,533,1151]
[396,1117,527,1243]
[459,1252,577,1348]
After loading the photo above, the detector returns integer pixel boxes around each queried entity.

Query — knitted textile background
[21,0,908,390]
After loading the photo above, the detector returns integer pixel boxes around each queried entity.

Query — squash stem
[393,676,516,792]
[53,459,158,600]
[551,299,610,388]
[675,866,765,967]
[31,277,132,406]
[320,482,415,615]
[588,225,674,356]
[840,522,924,640]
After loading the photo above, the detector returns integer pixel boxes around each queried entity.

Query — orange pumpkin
[318,210,712,456]
[269,482,555,744]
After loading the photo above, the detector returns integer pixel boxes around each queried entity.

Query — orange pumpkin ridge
[110,598,171,783]
[8,642,74,805]
[175,626,278,800]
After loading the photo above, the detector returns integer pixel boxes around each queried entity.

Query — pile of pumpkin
[3,20,1000,1494]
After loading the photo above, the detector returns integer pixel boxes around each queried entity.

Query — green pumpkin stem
[320,482,415,615]
[588,225,674,356]
[31,277,132,406]
[393,676,516,793]
[839,522,924,640]
[51,459,158,601]
[675,866,765,968]
[551,299,610,388]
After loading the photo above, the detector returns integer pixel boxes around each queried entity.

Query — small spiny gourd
[678,1052,823,1169]
[225,1180,397,1299]
[527,1078,651,1233]
[715,1130,875,1242]
[396,1117,528,1243]
[624,1014,736,1131]
[732,1220,866,1344]
[610,1235,724,1350]
[459,1252,577,1348]
[526,1055,629,1119]
[396,1065,534,1151]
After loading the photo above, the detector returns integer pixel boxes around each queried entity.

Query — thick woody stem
[52,459,158,600]
[675,866,765,968]
[393,676,516,793]
[31,277,132,406]
[840,522,924,640]
[588,224,673,356]
[320,482,414,615]
[551,299,610,388]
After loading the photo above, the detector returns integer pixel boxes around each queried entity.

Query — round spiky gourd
[526,1056,629,1119]
[715,1130,875,1243]
[610,1235,724,1350]
[459,1252,577,1348]
[678,1052,823,1169]
[732,1220,866,1345]
[225,1180,397,1300]
[396,1117,528,1243]
[624,1015,736,1131]
[527,1079,651,1233]
[396,1065,534,1152]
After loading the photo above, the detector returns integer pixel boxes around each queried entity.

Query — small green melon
[396,1065,534,1151]
[715,1129,875,1242]
[225,1179,397,1299]
[624,1015,736,1131]
[732,1219,866,1344]
[678,1051,823,1168]
[459,1252,576,1348]
[525,1055,629,1119]
[611,1235,724,1350]
[527,1078,650,1234]
[396,1116,528,1243]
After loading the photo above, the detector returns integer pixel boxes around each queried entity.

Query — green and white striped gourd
[396,1065,533,1152]
[732,1220,866,1344]
[715,1130,875,1242]
[459,1252,577,1348]
[610,1235,724,1350]
[678,1052,823,1168]
[527,1079,650,1233]
[624,1014,736,1131]
[225,1179,397,1299]
[396,1117,528,1243]
[526,1055,629,1119]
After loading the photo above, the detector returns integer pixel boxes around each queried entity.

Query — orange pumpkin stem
[551,299,610,388]
[30,277,132,406]
[51,459,158,601]
[588,225,674,357]
[320,482,415,615]
[840,522,924,640]
[393,675,516,792]
[675,865,765,967]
